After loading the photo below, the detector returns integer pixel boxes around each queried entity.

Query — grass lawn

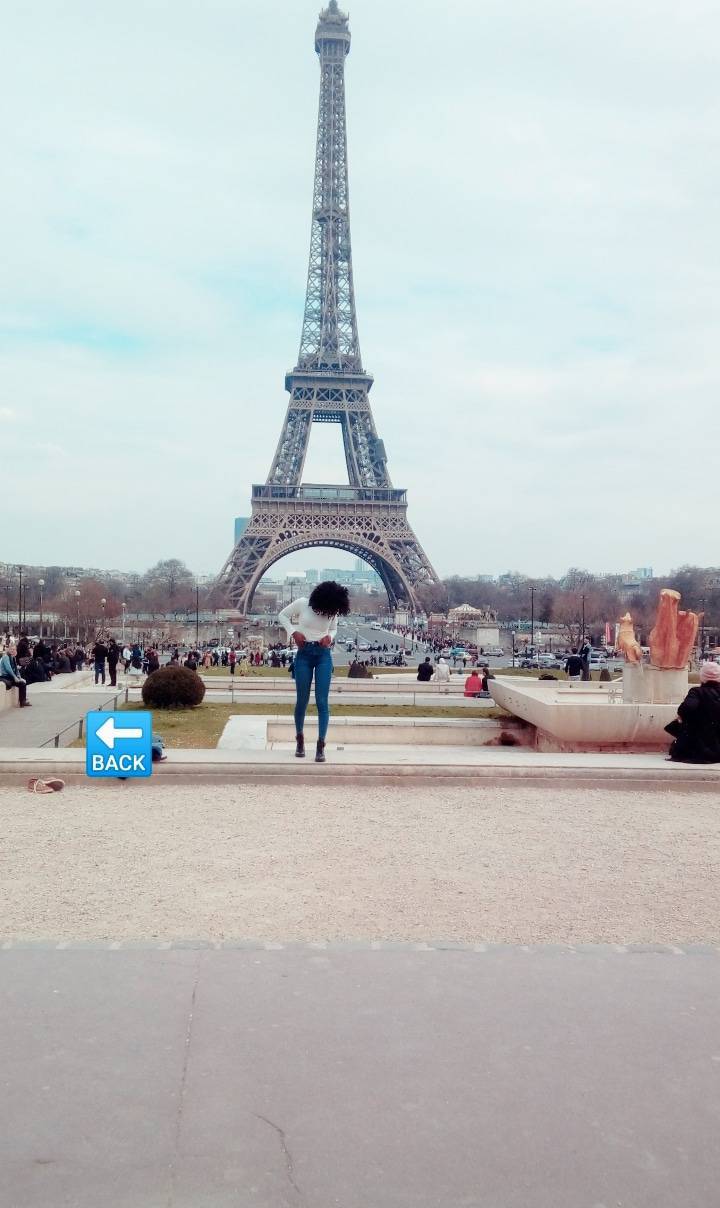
[71,700,505,749]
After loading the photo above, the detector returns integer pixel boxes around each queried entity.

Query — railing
[40,687,130,750]
[252,484,407,504]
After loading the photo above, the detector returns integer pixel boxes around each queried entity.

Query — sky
[1,0,719,581]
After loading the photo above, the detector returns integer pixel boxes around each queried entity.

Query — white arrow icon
[95,717,144,750]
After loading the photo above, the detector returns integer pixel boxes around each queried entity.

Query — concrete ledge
[0,687,20,713]
[266,716,526,747]
[134,688,492,709]
[0,746,718,789]
[198,676,467,695]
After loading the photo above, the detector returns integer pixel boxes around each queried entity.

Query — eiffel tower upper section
[297,0,361,377]
[269,0,391,491]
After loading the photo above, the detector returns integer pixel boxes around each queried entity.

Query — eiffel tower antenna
[218,3,440,613]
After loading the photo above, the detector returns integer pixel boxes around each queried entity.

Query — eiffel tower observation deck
[218,1,440,614]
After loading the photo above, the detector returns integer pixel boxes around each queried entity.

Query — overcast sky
[2,0,718,581]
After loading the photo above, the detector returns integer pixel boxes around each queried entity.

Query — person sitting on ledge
[417,656,434,682]
[434,657,451,683]
[0,643,31,706]
[347,658,370,679]
[464,670,485,698]
[667,661,720,764]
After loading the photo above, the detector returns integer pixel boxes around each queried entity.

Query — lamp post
[75,590,81,642]
[16,565,23,634]
[581,594,586,646]
[700,597,706,661]
[530,586,535,655]
[38,579,45,637]
[4,584,9,633]
[121,602,127,643]
[100,597,107,634]
[22,584,27,631]
[195,584,200,647]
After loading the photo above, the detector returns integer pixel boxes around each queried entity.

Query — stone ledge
[0,746,717,789]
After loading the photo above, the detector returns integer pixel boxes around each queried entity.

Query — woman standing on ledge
[279,581,351,763]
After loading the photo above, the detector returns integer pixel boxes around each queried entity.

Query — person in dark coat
[668,662,720,764]
[417,657,434,682]
[107,639,120,686]
[92,639,108,685]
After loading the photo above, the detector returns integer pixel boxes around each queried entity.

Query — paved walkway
[0,674,125,749]
[2,946,719,1208]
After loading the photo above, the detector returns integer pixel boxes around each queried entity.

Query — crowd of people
[4,621,720,767]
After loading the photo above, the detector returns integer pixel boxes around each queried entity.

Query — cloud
[0,0,718,580]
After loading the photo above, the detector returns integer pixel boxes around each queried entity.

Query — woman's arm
[278,598,307,640]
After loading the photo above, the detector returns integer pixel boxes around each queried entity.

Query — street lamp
[121,602,127,643]
[195,583,200,647]
[530,586,535,655]
[75,590,81,642]
[38,579,45,636]
[700,597,706,661]
[581,594,586,646]
[16,564,23,634]
[100,597,107,633]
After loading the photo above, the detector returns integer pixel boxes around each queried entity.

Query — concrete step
[0,746,716,788]
[130,687,491,709]
[265,716,524,747]
[197,676,467,695]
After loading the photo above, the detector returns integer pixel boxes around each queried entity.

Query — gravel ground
[1,783,719,944]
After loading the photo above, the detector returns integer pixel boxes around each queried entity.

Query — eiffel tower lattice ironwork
[218,1,440,614]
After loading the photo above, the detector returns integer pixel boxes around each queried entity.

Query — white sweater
[278,597,339,643]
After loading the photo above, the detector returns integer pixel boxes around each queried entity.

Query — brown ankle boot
[295,733,305,758]
[315,739,326,763]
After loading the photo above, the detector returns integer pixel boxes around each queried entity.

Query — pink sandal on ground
[27,778,66,794]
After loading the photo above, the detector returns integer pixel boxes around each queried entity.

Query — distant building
[234,517,250,545]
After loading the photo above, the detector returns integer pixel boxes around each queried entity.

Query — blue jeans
[293,642,333,741]
[94,661,105,685]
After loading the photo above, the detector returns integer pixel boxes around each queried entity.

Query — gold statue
[617,612,642,663]
[649,589,700,670]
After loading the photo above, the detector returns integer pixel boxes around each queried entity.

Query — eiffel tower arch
[218,1,440,614]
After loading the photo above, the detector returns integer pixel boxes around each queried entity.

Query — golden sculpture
[649,589,700,670]
[617,612,642,663]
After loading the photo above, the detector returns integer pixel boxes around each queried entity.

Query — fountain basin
[488,672,686,753]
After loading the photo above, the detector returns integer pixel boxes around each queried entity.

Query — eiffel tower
[218,1,440,614]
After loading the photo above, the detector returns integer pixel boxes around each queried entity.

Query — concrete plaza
[2,944,719,1208]
[2,772,720,1206]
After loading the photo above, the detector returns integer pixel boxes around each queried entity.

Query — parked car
[537,653,563,669]
[481,646,505,657]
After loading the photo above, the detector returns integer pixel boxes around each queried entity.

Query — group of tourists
[3,600,720,766]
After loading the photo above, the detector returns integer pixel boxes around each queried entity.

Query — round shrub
[141,665,206,709]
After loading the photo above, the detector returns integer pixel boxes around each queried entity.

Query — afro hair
[308,580,351,618]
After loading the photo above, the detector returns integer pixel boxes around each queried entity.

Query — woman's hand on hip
[292,631,306,648]
[319,635,332,648]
